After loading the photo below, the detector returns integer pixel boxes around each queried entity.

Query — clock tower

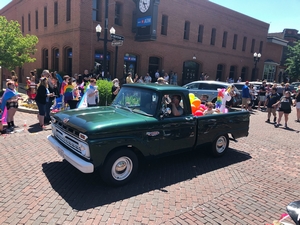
[133,0,160,42]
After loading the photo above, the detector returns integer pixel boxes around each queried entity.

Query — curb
[17,106,38,114]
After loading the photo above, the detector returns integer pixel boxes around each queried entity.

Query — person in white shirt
[155,70,160,81]
[144,73,152,83]
[86,79,99,107]
[163,73,169,83]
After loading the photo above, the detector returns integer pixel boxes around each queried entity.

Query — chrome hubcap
[216,136,227,153]
[111,156,133,181]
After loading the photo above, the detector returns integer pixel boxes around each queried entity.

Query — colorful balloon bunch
[189,93,207,116]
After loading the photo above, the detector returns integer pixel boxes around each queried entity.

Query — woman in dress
[273,91,293,128]
[35,78,54,129]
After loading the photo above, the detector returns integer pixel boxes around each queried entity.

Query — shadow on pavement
[27,123,51,133]
[42,146,251,211]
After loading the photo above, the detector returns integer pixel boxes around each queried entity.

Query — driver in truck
[170,95,183,116]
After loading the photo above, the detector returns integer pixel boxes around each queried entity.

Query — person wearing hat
[126,72,133,84]
[241,81,251,110]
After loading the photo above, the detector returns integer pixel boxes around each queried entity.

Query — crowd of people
[1,67,300,133]
[241,80,300,128]
[125,70,178,85]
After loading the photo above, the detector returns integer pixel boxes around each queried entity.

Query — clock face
[139,0,150,13]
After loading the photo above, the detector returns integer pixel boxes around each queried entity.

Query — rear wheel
[211,134,229,157]
[101,149,138,186]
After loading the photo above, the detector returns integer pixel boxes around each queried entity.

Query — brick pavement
[0,108,299,224]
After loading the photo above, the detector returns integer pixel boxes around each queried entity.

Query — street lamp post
[95,0,124,79]
[253,52,261,80]
[96,23,116,77]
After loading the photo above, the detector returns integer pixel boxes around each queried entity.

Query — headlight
[51,116,57,124]
[78,143,90,157]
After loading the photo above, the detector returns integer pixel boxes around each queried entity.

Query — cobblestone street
[0,108,300,224]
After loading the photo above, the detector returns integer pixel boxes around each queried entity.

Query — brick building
[1,0,280,85]
[268,29,300,83]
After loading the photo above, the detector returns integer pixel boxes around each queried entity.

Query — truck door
[158,93,197,154]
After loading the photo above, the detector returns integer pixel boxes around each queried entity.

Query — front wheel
[211,134,229,157]
[101,149,138,186]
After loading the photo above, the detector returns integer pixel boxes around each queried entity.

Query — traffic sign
[111,40,123,47]
[111,34,125,41]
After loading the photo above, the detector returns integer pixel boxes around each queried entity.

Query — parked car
[291,82,300,90]
[48,83,250,186]
[182,81,242,106]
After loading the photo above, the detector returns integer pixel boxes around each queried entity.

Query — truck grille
[52,124,90,159]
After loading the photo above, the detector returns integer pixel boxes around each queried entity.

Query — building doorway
[123,53,137,78]
[182,61,200,85]
[94,50,111,77]
[148,57,160,82]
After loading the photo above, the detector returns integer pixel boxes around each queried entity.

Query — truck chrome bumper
[47,135,94,173]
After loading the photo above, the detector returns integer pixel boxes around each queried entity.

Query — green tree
[285,40,300,81]
[0,16,38,71]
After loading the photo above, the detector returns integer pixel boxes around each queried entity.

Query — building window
[210,28,216,45]
[35,10,38,29]
[115,2,122,26]
[184,21,190,40]
[241,67,247,81]
[259,41,263,54]
[263,64,276,82]
[66,0,71,21]
[64,47,72,75]
[233,34,237,50]
[42,49,48,70]
[251,39,255,53]
[216,64,224,81]
[229,65,236,80]
[198,25,204,43]
[92,0,102,21]
[52,48,59,72]
[222,31,227,48]
[161,15,168,35]
[22,16,24,33]
[44,6,47,27]
[28,14,31,32]
[242,37,247,51]
[54,2,58,25]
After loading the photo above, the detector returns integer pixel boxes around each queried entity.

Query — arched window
[42,48,48,69]
[216,64,224,81]
[64,47,72,75]
[52,48,59,72]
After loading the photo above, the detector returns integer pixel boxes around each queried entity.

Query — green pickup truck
[47,83,249,186]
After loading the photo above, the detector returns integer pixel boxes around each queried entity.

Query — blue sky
[209,0,300,33]
[1,0,299,33]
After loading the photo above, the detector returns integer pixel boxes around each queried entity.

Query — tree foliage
[0,16,38,71]
[285,40,300,80]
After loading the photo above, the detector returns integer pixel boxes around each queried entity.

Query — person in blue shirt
[242,81,251,110]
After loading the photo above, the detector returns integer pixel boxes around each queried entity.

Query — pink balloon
[194,110,203,116]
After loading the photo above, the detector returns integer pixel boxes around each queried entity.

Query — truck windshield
[112,87,158,116]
